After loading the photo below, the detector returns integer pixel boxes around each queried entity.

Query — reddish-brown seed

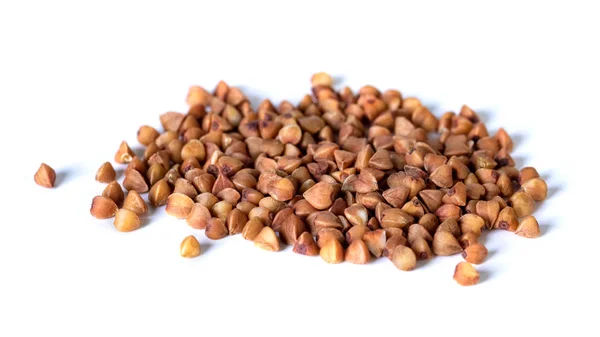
[103,181,125,207]
[454,262,480,286]
[90,196,118,219]
[293,232,320,256]
[95,162,116,183]
[34,163,56,188]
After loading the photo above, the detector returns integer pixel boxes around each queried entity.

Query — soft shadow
[485,249,496,262]
[511,154,526,169]
[201,241,213,255]
[238,85,263,109]
[114,167,125,181]
[478,270,490,284]
[131,146,145,159]
[331,75,345,87]
[424,103,440,114]
[511,133,527,151]
[539,223,554,236]
[476,109,493,125]
[546,186,559,200]
[416,257,434,269]
[138,205,162,229]
[54,170,70,187]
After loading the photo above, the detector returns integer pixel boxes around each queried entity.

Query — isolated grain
[454,262,480,286]
[462,243,488,264]
[180,235,201,258]
[115,141,134,164]
[293,232,320,256]
[34,163,56,188]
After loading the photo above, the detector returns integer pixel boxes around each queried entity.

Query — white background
[1,1,598,336]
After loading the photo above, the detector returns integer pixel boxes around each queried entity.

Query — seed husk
[519,166,540,185]
[320,239,344,264]
[435,204,462,222]
[382,186,410,208]
[509,191,535,218]
[267,177,296,202]
[148,179,172,207]
[345,225,369,244]
[278,213,307,245]
[391,245,417,271]
[441,182,467,206]
[436,219,461,237]
[454,262,480,286]
[186,203,212,230]
[205,217,229,240]
[432,231,463,256]
[316,228,345,248]
[383,235,407,259]
[407,224,433,245]
[113,208,141,232]
[34,163,56,188]
[212,200,233,222]
[419,213,439,234]
[459,232,479,249]
[411,237,433,260]
[494,206,519,231]
[242,217,264,240]
[515,215,541,238]
[137,125,160,146]
[122,190,148,215]
[362,229,386,258]
[103,181,125,207]
[462,243,488,264]
[380,208,413,229]
[166,193,194,219]
[180,235,201,258]
[254,226,280,252]
[521,178,548,201]
[345,239,370,264]
[419,189,445,213]
[430,164,453,188]
[303,182,335,210]
[293,232,320,256]
[476,200,500,228]
[115,141,134,164]
[344,203,369,227]
[95,162,116,183]
[123,169,149,193]
[160,111,185,132]
[90,196,118,219]
[459,214,485,236]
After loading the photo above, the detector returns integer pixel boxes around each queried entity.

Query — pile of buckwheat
[34,72,548,286]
